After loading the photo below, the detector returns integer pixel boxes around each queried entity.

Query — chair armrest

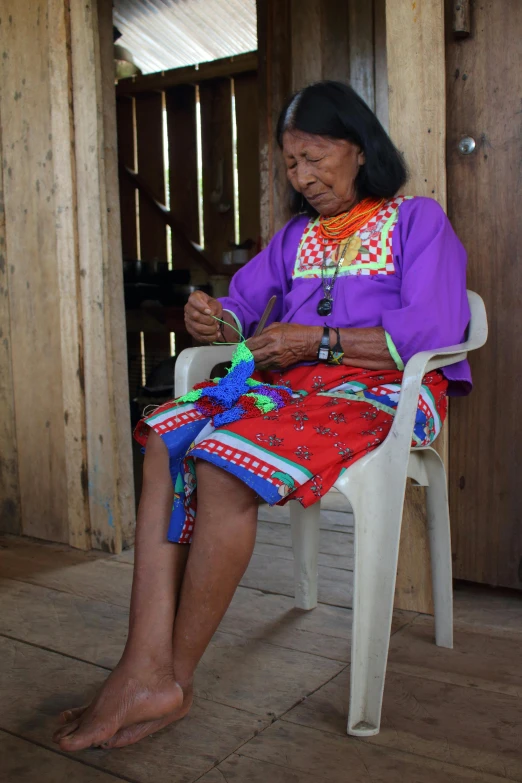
[174,345,236,396]
[387,290,488,454]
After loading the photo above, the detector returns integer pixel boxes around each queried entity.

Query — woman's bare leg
[96,460,259,749]
[53,431,188,751]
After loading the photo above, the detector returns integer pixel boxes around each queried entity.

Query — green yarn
[177,388,203,403]
[245,392,277,413]
[246,378,262,387]
[229,340,254,370]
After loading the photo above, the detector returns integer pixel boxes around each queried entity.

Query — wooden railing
[116,52,260,394]
[116,51,260,271]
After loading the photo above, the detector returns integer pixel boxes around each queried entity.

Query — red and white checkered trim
[194,438,276,482]
[294,196,409,278]
[151,406,206,436]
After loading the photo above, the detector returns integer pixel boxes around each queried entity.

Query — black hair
[276,81,408,216]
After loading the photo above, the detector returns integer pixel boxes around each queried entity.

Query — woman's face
[282,130,365,216]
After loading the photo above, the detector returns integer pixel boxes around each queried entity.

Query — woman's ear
[357,149,366,166]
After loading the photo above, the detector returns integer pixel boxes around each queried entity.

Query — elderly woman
[54,81,470,751]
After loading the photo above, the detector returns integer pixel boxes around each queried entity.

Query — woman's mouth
[307,192,327,203]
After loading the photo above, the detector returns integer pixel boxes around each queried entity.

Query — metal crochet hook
[253,295,277,337]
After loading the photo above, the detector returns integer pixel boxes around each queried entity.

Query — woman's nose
[295,161,316,189]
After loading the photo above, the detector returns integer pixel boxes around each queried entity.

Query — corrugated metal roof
[113,0,257,74]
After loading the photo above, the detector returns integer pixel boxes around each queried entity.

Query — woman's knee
[195,459,258,512]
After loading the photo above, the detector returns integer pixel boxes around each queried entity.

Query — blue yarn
[213,406,245,427]
[203,347,255,407]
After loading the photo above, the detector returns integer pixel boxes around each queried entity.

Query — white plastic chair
[175,290,487,737]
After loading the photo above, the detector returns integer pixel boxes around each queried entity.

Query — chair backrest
[465,290,488,352]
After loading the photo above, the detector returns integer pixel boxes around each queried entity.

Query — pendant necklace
[317,241,348,316]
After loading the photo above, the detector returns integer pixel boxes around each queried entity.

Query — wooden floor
[2,494,522,783]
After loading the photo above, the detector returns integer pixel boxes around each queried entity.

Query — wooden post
[386,0,447,613]
[0,0,134,551]
[69,0,134,552]
[0,94,21,535]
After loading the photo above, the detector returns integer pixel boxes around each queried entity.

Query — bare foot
[52,661,183,752]
[99,684,194,749]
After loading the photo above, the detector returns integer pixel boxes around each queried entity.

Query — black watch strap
[318,326,330,362]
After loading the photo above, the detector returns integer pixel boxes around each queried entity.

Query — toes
[58,717,118,752]
[53,719,80,743]
[59,706,87,724]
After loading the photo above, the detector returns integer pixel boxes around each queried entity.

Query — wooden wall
[386,0,447,612]
[0,0,134,551]
[257,0,388,243]
[446,0,522,589]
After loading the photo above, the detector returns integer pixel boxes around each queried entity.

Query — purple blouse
[219,197,471,395]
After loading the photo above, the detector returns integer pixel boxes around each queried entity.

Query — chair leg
[423,449,454,649]
[336,470,406,737]
[290,500,321,610]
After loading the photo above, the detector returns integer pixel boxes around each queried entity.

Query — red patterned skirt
[135,365,448,544]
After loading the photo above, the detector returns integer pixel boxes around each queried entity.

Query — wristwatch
[317,326,330,362]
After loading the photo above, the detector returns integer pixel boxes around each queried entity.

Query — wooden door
[446,0,522,587]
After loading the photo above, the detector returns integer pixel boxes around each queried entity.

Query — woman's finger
[184,307,215,325]
[247,332,275,352]
[189,291,222,317]
[188,290,213,313]
[185,321,218,337]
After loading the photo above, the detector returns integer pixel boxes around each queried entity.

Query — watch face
[319,347,329,361]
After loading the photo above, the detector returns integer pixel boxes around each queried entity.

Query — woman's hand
[184,291,223,343]
[247,323,321,369]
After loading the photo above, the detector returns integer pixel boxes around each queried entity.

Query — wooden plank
[0,636,267,783]
[70,0,132,553]
[374,0,389,130]
[0,1,70,543]
[234,72,261,249]
[196,629,345,717]
[240,553,353,609]
[199,78,235,266]
[143,331,172,382]
[388,618,522,696]
[446,2,522,588]
[386,0,446,203]
[320,0,350,84]
[348,0,375,109]
[236,720,506,783]
[257,503,354,533]
[0,77,21,535]
[0,731,125,783]
[116,96,138,259]
[135,91,167,263]
[116,51,258,97]
[452,582,522,636]
[49,0,90,549]
[257,0,292,242]
[122,165,218,275]
[0,546,133,607]
[386,0,446,613]
[165,84,199,267]
[321,0,351,83]
[290,0,323,90]
[283,668,522,780]
[97,0,136,550]
[256,519,354,560]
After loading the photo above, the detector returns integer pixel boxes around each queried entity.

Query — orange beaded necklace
[318,197,385,242]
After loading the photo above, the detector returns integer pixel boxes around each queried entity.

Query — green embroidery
[385,331,405,371]
[292,197,413,279]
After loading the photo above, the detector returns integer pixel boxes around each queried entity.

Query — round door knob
[458,136,476,155]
